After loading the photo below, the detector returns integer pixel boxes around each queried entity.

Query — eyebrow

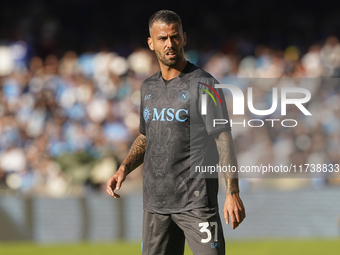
[157,34,180,40]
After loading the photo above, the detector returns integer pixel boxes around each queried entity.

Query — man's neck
[160,58,188,81]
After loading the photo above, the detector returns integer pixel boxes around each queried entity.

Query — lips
[165,50,177,56]
[165,51,177,58]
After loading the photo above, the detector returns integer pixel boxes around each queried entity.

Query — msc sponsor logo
[143,107,188,122]
[143,106,151,123]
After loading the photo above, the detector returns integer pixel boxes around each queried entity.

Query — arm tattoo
[121,134,146,174]
[214,131,240,195]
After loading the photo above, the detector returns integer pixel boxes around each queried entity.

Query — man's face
[148,22,186,67]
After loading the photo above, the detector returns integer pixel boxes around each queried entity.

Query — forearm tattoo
[121,134,146,173]
[215,131,240,195]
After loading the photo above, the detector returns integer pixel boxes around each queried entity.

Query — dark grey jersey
[139,62,231,214]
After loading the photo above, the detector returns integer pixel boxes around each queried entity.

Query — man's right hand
[106,133,146,198]
[106,166,127,198]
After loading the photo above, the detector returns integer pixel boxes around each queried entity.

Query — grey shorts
[142,206,225,255]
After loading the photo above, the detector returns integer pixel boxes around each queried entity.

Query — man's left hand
[224,193,246,229]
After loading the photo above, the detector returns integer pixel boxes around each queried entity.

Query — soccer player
[107,10,245,255]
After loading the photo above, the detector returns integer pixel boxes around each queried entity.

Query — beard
[155,47,183,67]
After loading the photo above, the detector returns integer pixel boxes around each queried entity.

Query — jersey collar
[158,61,193,83]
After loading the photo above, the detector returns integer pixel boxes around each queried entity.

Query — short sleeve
[198,78,231,135]
[139,86,146,135]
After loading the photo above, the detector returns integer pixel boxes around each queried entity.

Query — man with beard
[107,10,245,255]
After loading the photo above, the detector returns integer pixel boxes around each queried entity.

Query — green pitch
[0,239,339,255]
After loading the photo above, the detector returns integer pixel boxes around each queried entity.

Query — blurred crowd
[0,35,340,196]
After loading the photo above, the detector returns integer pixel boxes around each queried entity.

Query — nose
[166,37,173,48]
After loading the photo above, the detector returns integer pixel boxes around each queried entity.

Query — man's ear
[148,37,154,51]
[183,32,187,47]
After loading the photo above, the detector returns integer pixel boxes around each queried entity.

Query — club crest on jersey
[143,106,151,123]
[178,91,190,102]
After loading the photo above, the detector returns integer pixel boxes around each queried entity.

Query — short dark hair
[149,10,183,33]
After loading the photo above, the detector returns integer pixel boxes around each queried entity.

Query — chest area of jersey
[142,81,191,124]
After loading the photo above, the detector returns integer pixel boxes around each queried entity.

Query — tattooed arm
[213,130,246,229]
[121,134,146,173]
[107,133,146,198]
